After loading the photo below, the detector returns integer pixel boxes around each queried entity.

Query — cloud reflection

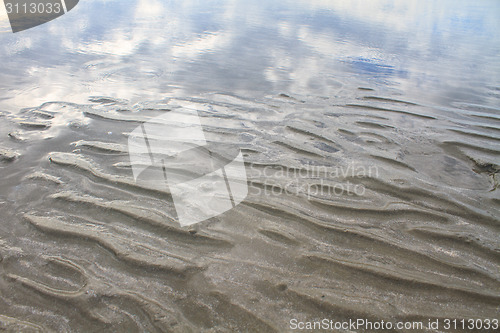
[0,0,498,110]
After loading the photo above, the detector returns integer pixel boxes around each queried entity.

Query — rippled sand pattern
[0,90,499,331]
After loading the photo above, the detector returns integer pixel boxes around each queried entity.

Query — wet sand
[0,88,498,331]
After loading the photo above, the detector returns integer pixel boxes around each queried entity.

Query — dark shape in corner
[4,0,80,33]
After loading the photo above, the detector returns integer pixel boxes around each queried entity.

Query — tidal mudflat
[0,0,499,331]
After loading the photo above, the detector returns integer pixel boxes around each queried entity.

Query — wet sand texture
[0,91,499,332]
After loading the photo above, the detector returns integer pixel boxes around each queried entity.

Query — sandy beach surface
[0,0,499,332]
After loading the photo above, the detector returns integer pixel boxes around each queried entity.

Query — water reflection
[0,0,498,110]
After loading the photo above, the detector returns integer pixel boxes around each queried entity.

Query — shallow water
[0,0,499,332]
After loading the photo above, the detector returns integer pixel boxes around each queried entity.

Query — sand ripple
[0,90,498,331]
